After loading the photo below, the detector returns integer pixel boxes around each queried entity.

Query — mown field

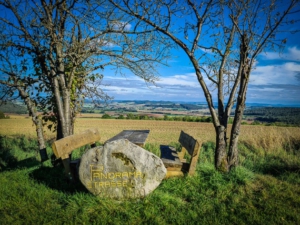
[0,116,300,224]
[2,114,300,149]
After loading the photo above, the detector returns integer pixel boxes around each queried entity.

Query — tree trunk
[63,89,72,136]
[228,68,249,168]
[215,125,229,172]
[52,76,68,138]
[70,107,76,136]
[227,112,242,169]
[34,114,48,162]
[18,88,48,162]
[228,35,250,169]
[192,62,229,172]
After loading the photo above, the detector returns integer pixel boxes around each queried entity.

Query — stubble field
[1,114,300,153]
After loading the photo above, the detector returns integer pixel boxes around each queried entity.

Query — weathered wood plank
[188,141,201,175]
[165,170,184,178]
[160,145,183,168]
[165,167,182,171]
[106,130,149,147]
[52,128,101,159]
[177,148,186,162]
[160,130,201,178]
[178,130,197,156]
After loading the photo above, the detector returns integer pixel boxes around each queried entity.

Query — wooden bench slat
[164,167,183,171]
[160,145,183,168]
[51,128,101,180]
[160,130,201,178]
[178,130,197,156]
[106,130,149,147]
[165,170,184,178]
[52,128,101,159]
[188,141,200,176]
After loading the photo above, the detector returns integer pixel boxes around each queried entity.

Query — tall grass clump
[144,142,161,157]
[239,126,300,154]
[238,127,300,177]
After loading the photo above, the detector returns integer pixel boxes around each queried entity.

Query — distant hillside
[118,100,174,104]
[144,103,205,110]
[0,101,28,114]
[244,107,300,125]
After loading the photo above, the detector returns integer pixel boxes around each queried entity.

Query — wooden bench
[160,131,201,178]
[51,128,101,179]
[105,130,150,147]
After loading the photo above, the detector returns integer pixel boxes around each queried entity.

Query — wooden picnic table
[105,130,150,147]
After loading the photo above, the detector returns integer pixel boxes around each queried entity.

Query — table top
[105,130,150,147]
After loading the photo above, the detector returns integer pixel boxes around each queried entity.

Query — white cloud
[246,83,300,104]
[124,23,132,30]
[283,62,300,71]
[261,46,300,61]
[99,56,300,104]
[106,86,139,93]
[111,21,132,31]
[101,72,207,101]
[250,62,300,85]
[157,73,198,86]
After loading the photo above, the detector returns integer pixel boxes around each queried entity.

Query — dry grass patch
[74,119,216,144]
[239,125,300,153]
[1,116,299,154]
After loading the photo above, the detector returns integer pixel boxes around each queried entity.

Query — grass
[0,132,300,224]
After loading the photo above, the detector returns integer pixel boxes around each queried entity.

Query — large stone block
[79,139,166,199]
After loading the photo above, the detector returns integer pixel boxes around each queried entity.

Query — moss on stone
[112,152,134,167]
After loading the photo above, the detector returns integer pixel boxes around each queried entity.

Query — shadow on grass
[0,156,40,172]
[0,135,41,171]
[29,166,90,194]
[260,162,300,177]
[18,157,41,168]
[254,154,300,182]
[239,140,300,180]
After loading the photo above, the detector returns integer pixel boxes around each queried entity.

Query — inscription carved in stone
[79,139,166,199]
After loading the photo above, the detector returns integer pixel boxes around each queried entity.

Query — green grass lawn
[0,136,299,224]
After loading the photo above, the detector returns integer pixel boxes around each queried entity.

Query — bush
[117,115,125,119]
[102,113,112,119]
[205,117,212,122]
[251,120,261,125]
[126,113,135,120]
[139,115,148,120]
[0,111,9,119]
[174,116,182,121]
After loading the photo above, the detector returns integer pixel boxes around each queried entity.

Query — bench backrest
[52,128,101,160]
[177,130,201,175]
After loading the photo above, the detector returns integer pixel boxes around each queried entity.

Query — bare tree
[0,0,169,176]
[0,44,48,161]
[0,0,168,139]
[226,0,300,169]
[109,0,300,171]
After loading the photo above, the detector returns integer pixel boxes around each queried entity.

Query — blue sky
[97,1,300,106]
[2,1,298,106]
[101,44,300,105]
